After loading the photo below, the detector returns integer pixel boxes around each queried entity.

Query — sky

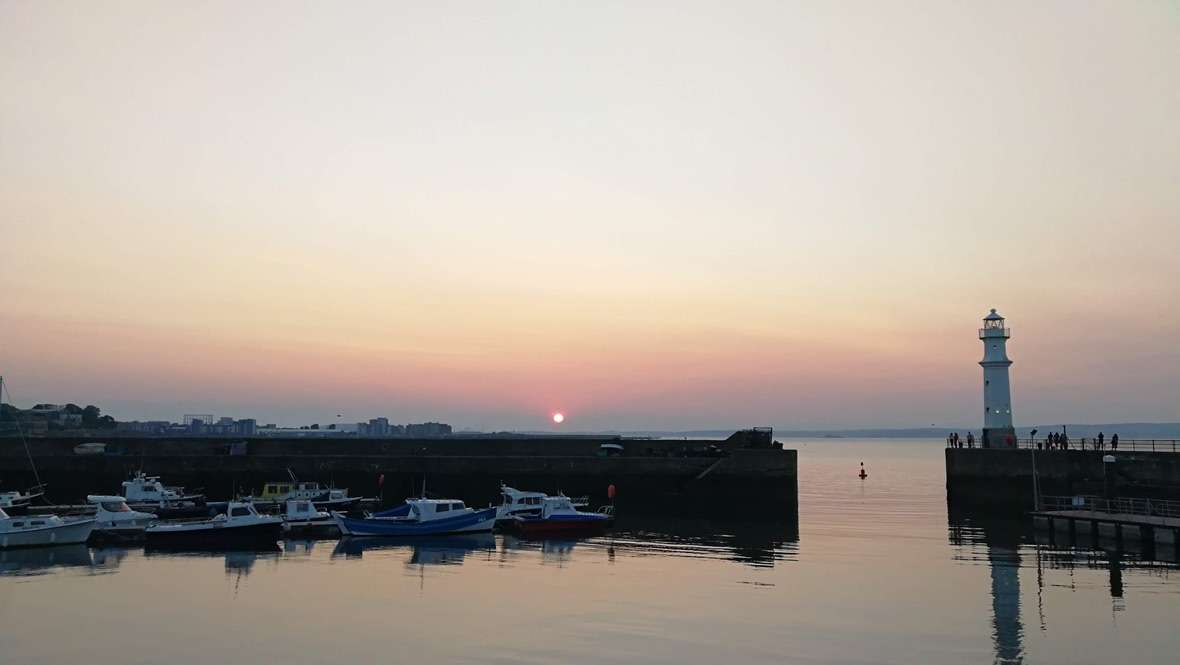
[1,1,1177,431]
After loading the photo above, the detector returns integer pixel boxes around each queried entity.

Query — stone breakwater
[0,431,797,517]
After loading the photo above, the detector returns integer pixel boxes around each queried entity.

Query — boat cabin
[283,499,329,522]
[405,498,470,522]
[122,472,184,502]
[88,495,156,527]
[260,482,348,502]
[500,486,546,509]
[222,502,264,521]
[541,496,579,518]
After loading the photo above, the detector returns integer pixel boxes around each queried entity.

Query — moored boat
[245,481,361,511]
[145,501,282,550]
[122,471,207,518]
[506,496,613,537]
[88,495,157,544]
[0,487,45,516]
[496,484,591,526]
[281,499,339,538]
[333,498,497,537]
[0,507,96,549]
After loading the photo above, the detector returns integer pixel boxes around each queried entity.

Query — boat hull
[0,519,96,549]
[145,521,282,550]
[89,526,147,545]
[333,507,497,537]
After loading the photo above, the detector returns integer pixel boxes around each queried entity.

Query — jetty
[1032,495,1180,550]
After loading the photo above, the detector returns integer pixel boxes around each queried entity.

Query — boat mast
[0,375,46,494]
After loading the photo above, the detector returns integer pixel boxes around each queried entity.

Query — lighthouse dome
[983,308,1004,321]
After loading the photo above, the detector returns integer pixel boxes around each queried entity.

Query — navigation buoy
[607,484,617,501]
[858,462,867,480]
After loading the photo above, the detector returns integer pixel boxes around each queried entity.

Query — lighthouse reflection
[987,542,1024,665]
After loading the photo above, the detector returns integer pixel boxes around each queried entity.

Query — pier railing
[1038,495,1180,520]
[946,438,1180,453]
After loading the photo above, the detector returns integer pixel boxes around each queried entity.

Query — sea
[1,438,1177,664]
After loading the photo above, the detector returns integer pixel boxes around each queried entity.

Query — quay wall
[0,436,797,517]
[946,448,1180,510]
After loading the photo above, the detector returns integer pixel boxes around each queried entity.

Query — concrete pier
[946,448,1180,509]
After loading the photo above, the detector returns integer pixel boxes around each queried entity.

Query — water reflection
[949,506,1180,665]
[0,544,94,577]
[332,533,496,566]
[607,514,798,567]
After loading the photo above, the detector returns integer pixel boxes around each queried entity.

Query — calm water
[2,439,1177,664]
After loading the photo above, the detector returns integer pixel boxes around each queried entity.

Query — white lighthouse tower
[979,309,1015,447]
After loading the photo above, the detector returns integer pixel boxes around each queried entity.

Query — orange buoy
[607,484,616,500]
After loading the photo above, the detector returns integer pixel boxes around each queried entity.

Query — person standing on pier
[967,432,975,448]
[1097,432,1105,451]
[1111,433,1119,450]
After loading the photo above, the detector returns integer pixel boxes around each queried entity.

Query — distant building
[115,420,171,435]
[235,419,257,436]
[357,417,392,437]
[406,422,452,438]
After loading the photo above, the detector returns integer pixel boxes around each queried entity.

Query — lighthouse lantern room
[979,309,1016,447]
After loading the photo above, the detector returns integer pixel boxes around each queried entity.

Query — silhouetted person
[1097,432,1105,451]
[1111,433,1119,450]
[967,432,975,448]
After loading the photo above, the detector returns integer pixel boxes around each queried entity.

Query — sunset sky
[1,2,1177,430]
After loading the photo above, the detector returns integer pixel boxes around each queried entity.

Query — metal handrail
[1038,494,1180,519]
[946,438,1180,453]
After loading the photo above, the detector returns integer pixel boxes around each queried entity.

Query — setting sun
[552,413,565,424]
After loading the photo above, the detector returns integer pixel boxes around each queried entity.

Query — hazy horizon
[2,2,1177,431]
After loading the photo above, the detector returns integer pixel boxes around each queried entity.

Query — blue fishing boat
[332,498,497,537]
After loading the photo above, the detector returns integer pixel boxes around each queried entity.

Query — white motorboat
[88,495,157,543]
[122,471,207,517]
[0,507,95,549]
[281,499,338,537]
[145,501,282,549]
[496,484,590,525]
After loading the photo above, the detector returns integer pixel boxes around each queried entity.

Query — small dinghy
[145,501,282,550]
[333,498,497,537]
[0,507,95,549]
[506,495,613,538]
[281,499,339,538]
[88,495,157,544]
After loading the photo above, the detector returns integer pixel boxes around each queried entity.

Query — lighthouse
[979,309,1015,447]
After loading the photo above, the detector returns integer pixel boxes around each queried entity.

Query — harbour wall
[0,434,797,517]
[946,448,1180,510]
